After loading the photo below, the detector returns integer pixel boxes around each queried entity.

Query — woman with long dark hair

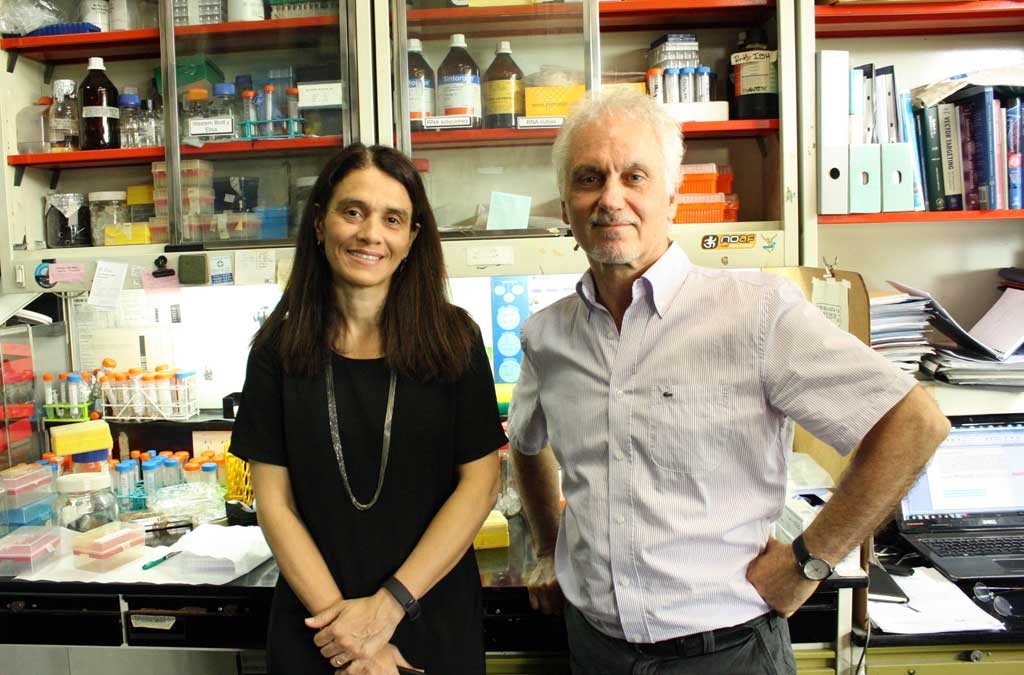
[230,143,506,674]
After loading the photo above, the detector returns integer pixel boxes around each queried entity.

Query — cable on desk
[855,621,871,674]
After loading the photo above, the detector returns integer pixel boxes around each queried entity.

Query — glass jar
[45,193,91,248]
[56,472,118,533]
[87,191,127,247]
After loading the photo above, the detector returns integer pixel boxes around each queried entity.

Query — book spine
[969,92,997,210]
[1008,98,1022,210]
[938,103,963,210]
[920,106,946,211]
[959,103,979,211]
[900,92,926,211]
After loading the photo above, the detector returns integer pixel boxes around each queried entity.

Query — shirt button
[614,515,625,525]
[614,451,624,461]
[622,579,632,588]
[615,389,624,398]
[606,331,616,340]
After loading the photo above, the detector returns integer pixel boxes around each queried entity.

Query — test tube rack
[102,377,199,422]
[237,117,306,141]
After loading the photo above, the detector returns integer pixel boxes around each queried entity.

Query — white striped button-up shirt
[508,243,917,643]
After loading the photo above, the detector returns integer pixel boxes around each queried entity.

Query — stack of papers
[869,567,1005,634]
[869,289,934,372]
[890,279,1024,387]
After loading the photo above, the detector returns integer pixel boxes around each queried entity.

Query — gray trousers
[565,604,797,675]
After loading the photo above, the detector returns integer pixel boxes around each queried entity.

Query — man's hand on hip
[745,537,821,618]
[527,554,564,615]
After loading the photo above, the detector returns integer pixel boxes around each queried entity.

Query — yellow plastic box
[126,184,154,206]
[524,84,585,117]
[104,223,152,246]
[50,419,113,456]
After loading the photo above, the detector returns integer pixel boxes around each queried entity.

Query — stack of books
[892,277,1024,387]
[869,288,934,372]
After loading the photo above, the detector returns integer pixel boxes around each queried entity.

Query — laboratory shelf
[412,119,777,150]
[815,1,1024,38]
[407,0,773,39]
[7,147,164,170]
[0,28,161,67]
[818,210,1024,224]
[408,4,583,40]
[0,16,339,67]
[7,136,343,170]
[600,0,774,33]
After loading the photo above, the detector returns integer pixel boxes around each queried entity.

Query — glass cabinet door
[392,0,591,235]
[166,0,354,246]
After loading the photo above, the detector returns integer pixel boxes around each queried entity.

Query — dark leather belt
[631,612,772,658]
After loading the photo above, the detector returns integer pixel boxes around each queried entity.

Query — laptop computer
[898,413,1024,580]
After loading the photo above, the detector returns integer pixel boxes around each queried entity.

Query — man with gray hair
[508,91,949,673]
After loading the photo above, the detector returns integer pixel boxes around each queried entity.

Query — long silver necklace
[325,360,396,511]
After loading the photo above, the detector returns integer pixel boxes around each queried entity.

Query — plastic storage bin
[88,192,128,247]
[0,464,54,509]
[0,526,61,576]
[153,187,215,217]
[151,160,214,189]
[148,217,169,243]
[210,212,261,240]
[7,496,56,527]
[72,521,145,572]
[678,163,719,194]
[674,193,726,223]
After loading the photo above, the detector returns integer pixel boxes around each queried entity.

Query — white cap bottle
[88,57,106,71]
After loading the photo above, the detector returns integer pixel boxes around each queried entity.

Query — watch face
[803,558,831,581]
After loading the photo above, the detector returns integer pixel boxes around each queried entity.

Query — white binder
[817,50,851,214]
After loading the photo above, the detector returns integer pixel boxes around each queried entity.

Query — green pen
[142,550,182,570]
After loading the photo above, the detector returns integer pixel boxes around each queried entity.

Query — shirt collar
[575,242,691,319]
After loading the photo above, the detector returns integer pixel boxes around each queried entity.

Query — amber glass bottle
[79,57,120,150]
[483,41,524,129]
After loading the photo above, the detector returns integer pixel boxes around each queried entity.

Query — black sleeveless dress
[230,336,507,674]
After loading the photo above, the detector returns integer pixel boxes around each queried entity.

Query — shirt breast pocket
[648,383,730,475]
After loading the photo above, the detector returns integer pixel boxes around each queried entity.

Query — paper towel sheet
[17,525,271,585]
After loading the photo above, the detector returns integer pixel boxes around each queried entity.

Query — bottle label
[82,106,120,119]
[438,73,481,117]
[189,117,235,136]
[50,119,74,131]
[483,80,523,116]
[408,78,435,120]
[732,50,778,97]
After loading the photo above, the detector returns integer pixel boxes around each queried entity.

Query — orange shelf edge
[819,209,1024,224]
[7,136,344,169]
[816,0,1024,37]
[412,119,777,149]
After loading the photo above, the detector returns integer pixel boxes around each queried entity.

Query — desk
[0,517,866,675]
[861,573,1024,674]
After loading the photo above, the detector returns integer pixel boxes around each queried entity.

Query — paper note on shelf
[486,192,532,231]
[88,261,128,310]
[869,567,1005,634]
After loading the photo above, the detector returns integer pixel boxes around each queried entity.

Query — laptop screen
[900,414,1024,529]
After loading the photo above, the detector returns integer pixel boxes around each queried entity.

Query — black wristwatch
[793,534,833,581]
[382,576,422,622]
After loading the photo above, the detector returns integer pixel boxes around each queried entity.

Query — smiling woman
[229,143,506,675]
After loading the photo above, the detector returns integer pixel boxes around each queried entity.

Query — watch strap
[382,576,421,622]
[792,533,812,567]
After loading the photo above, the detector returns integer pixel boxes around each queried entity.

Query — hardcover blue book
[1007,98,1021,210]
[948,86,998,210]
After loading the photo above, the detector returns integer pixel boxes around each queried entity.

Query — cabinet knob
[963,649,985,662]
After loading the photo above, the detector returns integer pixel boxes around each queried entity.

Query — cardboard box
[525,84,585,117]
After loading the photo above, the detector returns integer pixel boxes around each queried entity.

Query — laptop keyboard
[922,535,1024,557]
